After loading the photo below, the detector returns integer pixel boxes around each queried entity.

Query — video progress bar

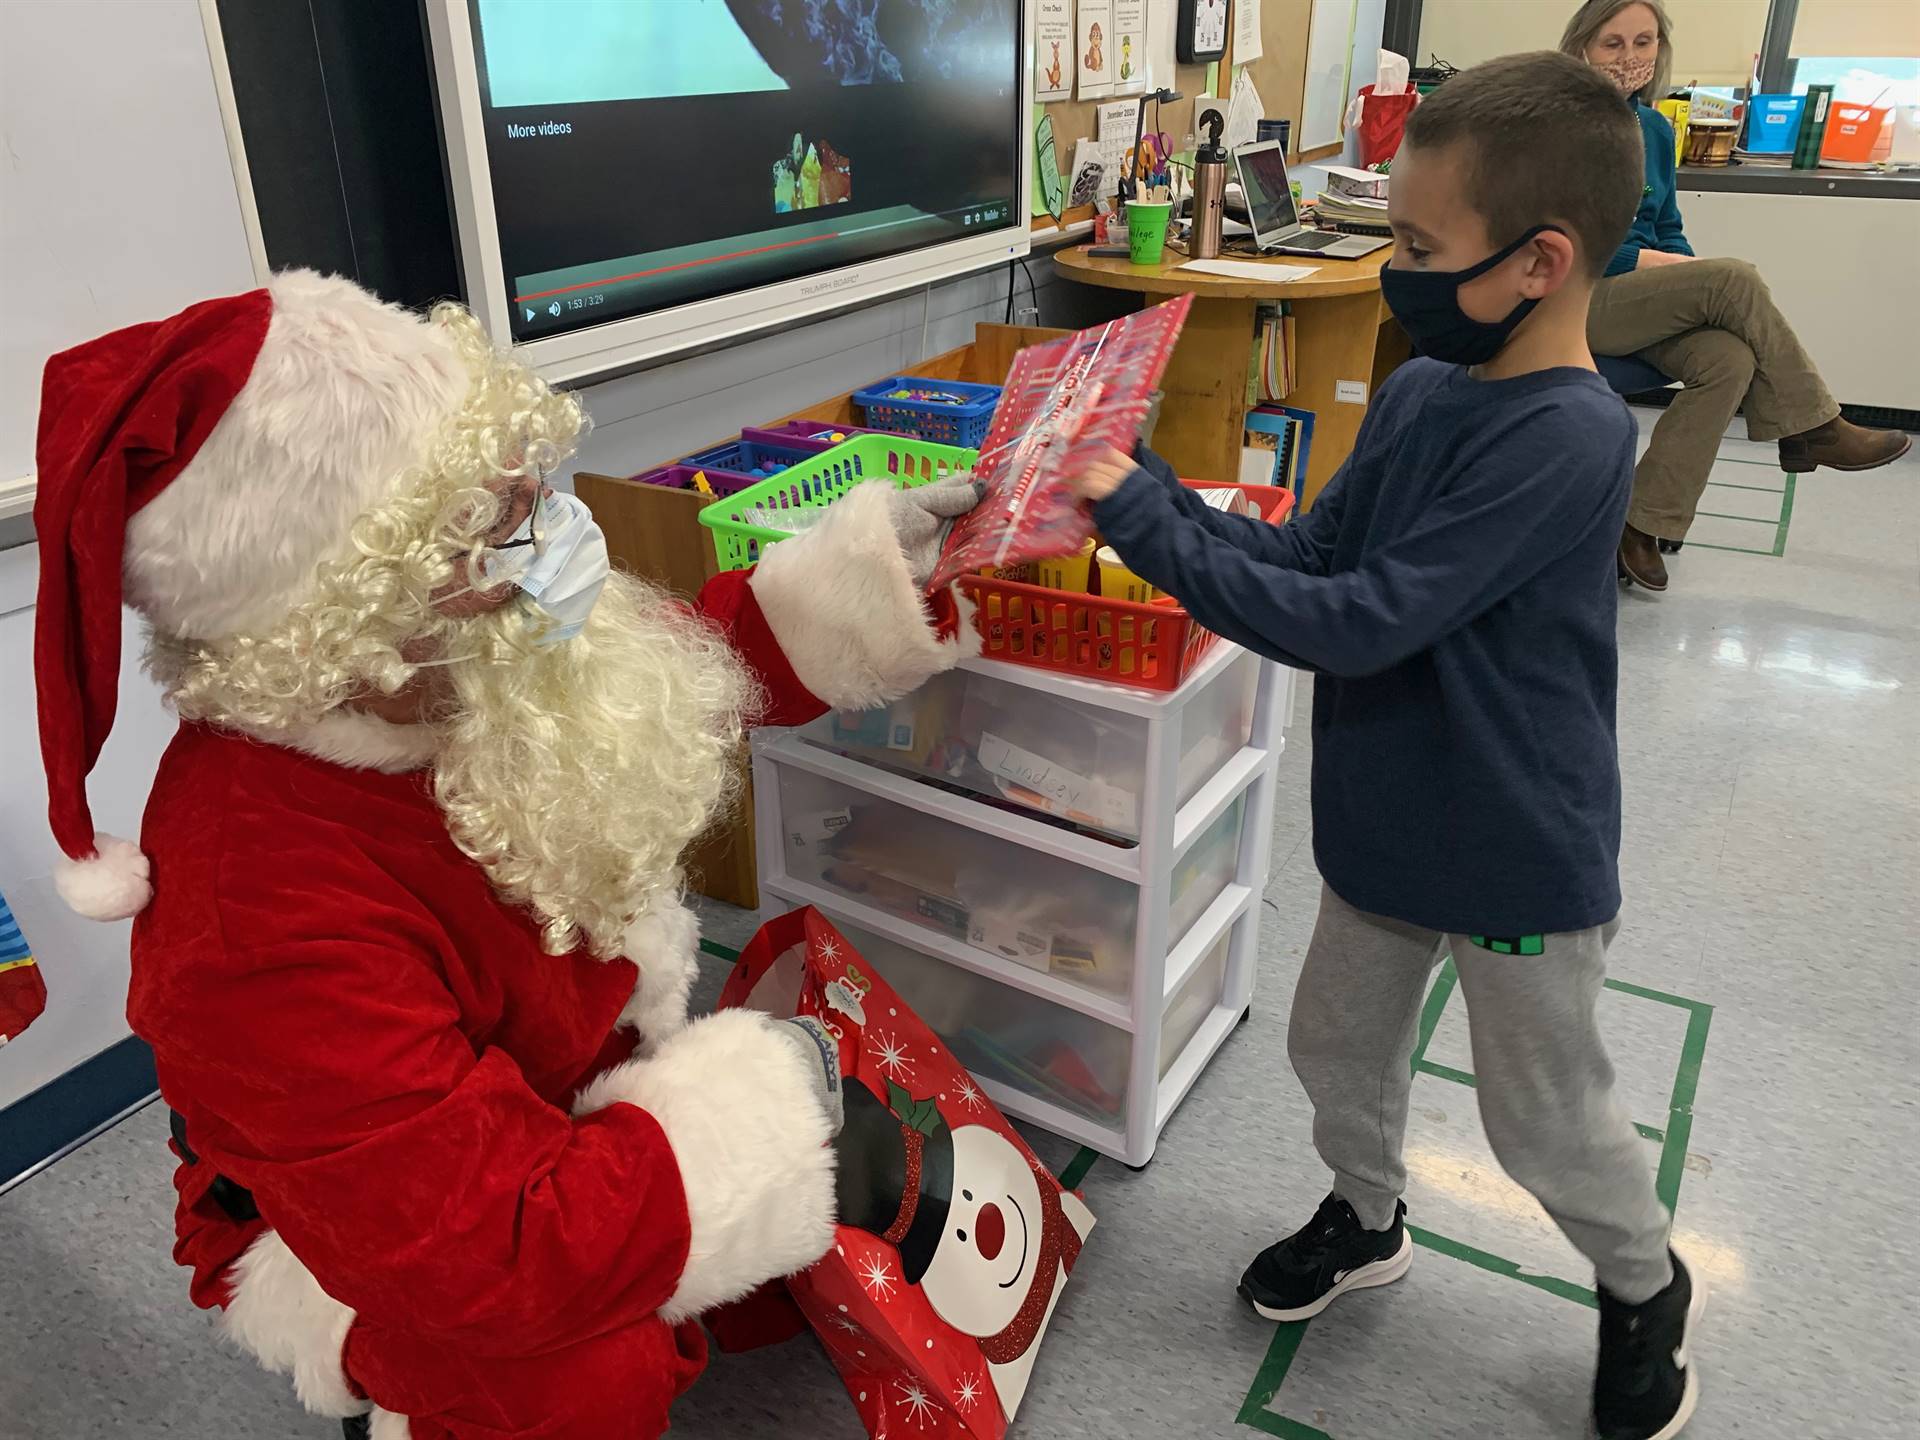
[512,204,1012,305]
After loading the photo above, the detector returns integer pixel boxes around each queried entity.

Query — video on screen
[464,0,1022,343]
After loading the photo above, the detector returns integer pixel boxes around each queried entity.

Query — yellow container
[1094,545,1157,604]
[1657,99,1690,167]
[1034,539,1097,593]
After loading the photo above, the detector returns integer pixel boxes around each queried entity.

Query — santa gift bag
[719,907,1095,1438]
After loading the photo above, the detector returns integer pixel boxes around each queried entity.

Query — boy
[1067,52,1702,1440]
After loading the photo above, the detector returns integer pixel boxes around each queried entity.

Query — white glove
[885,476,986,587]
[769,1015,845,1137]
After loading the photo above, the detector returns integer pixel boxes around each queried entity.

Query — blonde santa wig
[144,290,751,957]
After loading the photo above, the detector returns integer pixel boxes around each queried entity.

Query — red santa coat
[130,490,975,1440]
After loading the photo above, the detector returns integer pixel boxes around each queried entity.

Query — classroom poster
[1234,0,1264,65]
[1036,0,1072,102]
[1112,0,1148,93]
[1077,0,1114,99]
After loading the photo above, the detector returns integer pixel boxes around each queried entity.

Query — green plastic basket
[697,432,978,571]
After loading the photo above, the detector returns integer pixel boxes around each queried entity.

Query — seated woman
[1562,0,1910,591]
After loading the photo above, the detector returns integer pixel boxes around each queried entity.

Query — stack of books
[1311,164,1392,234]
[1241,406,1315,493]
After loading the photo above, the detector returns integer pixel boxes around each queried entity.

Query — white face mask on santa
[476,489,611,646]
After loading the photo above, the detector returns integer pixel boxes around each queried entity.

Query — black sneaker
[1594,1249,1706,1440]
[1237,1193,1414,1322]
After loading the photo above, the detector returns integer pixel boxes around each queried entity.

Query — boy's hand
[1635,249,1693,270]
[1063,446,1137,504]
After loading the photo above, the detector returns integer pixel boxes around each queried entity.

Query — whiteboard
[1301,0,1362,152]
[0,0,259,494]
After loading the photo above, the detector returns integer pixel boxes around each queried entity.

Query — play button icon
[524,307,537,322]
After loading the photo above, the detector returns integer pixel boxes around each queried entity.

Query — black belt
[170,1109,261,1224]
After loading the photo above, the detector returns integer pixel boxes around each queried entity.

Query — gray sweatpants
[1287,886,1674,1303]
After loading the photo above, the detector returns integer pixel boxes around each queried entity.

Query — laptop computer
[1230,141,1392,260]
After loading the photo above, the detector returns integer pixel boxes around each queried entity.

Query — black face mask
[1379,225,1564,366]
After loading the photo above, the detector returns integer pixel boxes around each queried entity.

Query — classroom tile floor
[2,411,1915,1439]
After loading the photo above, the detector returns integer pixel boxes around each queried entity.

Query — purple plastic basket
[748,419,885,447]
[628,463,760,497]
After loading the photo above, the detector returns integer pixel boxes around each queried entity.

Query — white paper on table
[1234,0,1264,65]
[1182,259,1320,282]
[1111,0,1148,93]
[1077,0,1115,99]
[1144,0,1178,89]
[1225,69,1264,150]
[1035,0,1072,101]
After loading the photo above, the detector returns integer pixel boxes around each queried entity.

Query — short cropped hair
[1402,51,1644,279]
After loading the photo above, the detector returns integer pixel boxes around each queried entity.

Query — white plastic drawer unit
[754,643,1295,1165]
[794,647,1261,842]
[825,914,1133,1127]
[765,757,1247,1006]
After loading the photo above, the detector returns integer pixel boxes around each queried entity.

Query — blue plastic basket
[1746,94,1806,154]
[851,376,1001,447]
[679,437,819,480]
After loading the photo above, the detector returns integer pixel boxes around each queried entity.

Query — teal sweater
[1607,104,1695,277]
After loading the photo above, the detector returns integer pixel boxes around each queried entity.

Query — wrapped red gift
[718,907,1096,1438]
[928,295,1193,590]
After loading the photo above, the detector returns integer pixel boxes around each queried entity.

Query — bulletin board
[1231,0,1342,165]
[1028,0,1330,236]
[1029,47,1217,234]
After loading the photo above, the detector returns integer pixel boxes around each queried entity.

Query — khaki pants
[1587,258,1837,541]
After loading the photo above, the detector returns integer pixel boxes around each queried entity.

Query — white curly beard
[433,571,755,958]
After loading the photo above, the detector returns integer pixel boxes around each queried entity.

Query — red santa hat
[34,271,471,920]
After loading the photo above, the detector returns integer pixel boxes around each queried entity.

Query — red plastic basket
[956,481,1295,691]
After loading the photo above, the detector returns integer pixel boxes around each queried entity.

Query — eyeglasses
[457,482,551,590]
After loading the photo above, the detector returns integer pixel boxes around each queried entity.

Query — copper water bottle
[1191,114,1228,259]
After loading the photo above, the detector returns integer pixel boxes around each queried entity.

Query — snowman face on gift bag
[837,1077,1096,1420]
[916,1125,1047,1336]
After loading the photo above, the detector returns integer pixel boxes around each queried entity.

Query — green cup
[1125,199,1173,265]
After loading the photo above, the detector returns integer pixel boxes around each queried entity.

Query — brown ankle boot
[1779,416,1913,473]
[1618,524,1669,591]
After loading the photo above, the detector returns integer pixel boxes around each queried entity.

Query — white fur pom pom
[53,833,153,920]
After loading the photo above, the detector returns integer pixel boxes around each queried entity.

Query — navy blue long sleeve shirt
[1094,359,1634,936]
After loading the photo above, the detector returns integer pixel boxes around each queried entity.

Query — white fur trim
[617,902,701,1050]
[52,833,152,920]
[748,481,978,711]
[221,1230,368,1419]
[124,270,471,642]
[370,1408,410,1440]
[574,1009,836,1323]
[264,710,441,773]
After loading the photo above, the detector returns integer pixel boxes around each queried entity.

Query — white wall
[1419,0,1771,86]
[1,0,258,490]
[0,554,173,1107]
[1677,188,1920,410]
[0,0,255,1106]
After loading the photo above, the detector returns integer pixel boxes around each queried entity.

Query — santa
[31,271,983,1438]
